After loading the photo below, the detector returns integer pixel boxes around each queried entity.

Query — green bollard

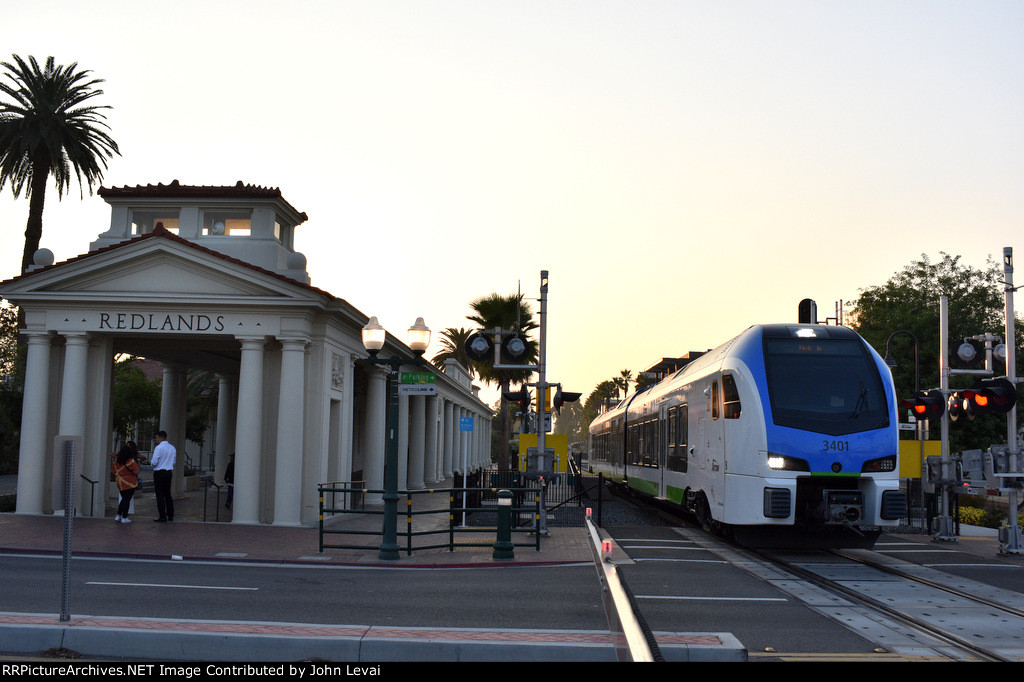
[493,489,514,560]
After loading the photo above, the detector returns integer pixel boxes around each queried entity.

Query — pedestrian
[124,441,146,520]
[224,453,235,509]
[111,444,140,524]
[151,430,176,522]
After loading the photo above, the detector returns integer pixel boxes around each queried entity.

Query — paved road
[0,553,605,630]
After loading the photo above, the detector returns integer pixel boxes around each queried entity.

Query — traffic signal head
[947,390,966,422]
[464,333,494,362]
[552,386,582,413]
[901,390,944,422]
[501,335,529,363]
[502,388,531,415]
[963,378,1017,417]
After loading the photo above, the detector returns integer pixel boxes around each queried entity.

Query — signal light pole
[466,271,580,536]
[935,246,1022,554]
[1000,247,1022,554]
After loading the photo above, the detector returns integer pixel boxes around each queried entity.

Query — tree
[850,252,1016,455]
[430,327,477,377]
[110,358,161,445]
[467,293,539,471]
[0,302,23,474]
[0,54,119,274]
[612,369,632,399]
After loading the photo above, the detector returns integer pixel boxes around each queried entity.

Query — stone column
[233,338,265,524]
[273,338,307,525]
[160,364,187,495]
[58,333,91,439]
[443,400,454,478]
[408,395,425,489]
[424,395,439,483]
[16,332,52,514]
[363,366,387,505]
[397,390,409,491]
[56,333,90,515]
[214,375,237,486]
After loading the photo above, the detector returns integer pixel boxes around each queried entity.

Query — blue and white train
[588,324,906,548]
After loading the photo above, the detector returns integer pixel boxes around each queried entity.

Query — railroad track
[608,481,1024,661]
[752,546,1021,662]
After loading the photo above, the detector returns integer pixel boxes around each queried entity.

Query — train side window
[723,374,741,419]
[712,381,720,420]
[667,405,688,472]
[667,407,676,448]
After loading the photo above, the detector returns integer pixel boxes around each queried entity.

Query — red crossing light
[901,390,945,422]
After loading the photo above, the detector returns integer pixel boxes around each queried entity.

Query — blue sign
[459,417,474,432]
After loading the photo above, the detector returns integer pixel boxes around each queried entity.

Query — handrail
[203,477,222,522]
[80,474,97,516]
[585,514,663,662]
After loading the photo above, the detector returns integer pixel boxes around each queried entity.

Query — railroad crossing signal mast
[933,247,1022,554]
[465,271,579,535]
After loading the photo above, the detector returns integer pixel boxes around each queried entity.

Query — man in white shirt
[151,431,176,522]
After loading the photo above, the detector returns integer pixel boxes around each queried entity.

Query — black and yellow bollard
[493,489,514,560]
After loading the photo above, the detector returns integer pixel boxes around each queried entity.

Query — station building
[0,181,492,526]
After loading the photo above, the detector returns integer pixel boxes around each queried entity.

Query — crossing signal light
[963,378,1017,417]
[464,333,493,362]
[552,386,582,414]
[503,388,531,416]
[902,390,944,421]
[947,390,966,422]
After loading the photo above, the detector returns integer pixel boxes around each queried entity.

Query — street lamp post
[361,316,431,561]
[884,330,919,395]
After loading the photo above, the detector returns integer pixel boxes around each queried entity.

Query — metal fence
[317,483,543,555]
[477,464,606,528]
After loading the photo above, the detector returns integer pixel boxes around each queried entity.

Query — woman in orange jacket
[112,444,141,524]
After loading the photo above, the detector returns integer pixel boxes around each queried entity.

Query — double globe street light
[361,316,431,560]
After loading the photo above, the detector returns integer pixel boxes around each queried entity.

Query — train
[588,323,906,548]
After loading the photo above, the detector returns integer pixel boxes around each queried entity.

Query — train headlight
[861,454,897,473]
[767,453,809,471]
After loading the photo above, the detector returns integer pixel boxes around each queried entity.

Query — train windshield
[763,337,889,436]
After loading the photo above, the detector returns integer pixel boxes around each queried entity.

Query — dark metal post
[493,489,514,560]
[379,358,401,561]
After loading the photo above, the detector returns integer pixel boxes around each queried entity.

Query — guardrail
[585,513,664,662]
[318,484,542,556]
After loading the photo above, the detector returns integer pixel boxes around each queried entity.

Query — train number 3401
[822,440,850,452]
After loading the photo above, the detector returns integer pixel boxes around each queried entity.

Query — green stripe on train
[666,486,686,505]
[627,478,659,496]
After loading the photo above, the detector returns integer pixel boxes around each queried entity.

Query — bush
[957,504,1024,529]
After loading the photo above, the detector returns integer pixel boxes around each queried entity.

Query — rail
[318,484,542,555]
[202,476,223,522]
[80,474,98,515]
[320,480,365,517]
[585,513,663,662]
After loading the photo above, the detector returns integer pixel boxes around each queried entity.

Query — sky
[2,1,1022,408]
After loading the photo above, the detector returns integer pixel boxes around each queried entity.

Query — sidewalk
[0,478,596,567]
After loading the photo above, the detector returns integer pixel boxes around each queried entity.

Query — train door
[707,377,726,513]
[658,405,668,497]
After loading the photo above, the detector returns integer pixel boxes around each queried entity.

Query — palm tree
[613,369,633,399]
[0,55,119,274]
[467,293,539,472]
[430,327,477,377]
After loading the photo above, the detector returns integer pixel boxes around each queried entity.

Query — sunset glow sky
[2,1,1022,406]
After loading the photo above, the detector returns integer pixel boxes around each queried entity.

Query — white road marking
[86,581,257,591]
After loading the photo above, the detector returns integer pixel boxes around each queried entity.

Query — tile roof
[97,180,308,224]
[0,226,336,302]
